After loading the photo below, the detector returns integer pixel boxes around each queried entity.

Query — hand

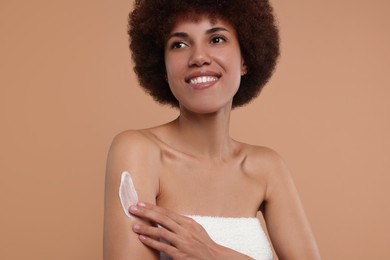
[129,202,223,260]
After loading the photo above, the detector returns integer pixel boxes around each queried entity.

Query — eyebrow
[167,27,228,40]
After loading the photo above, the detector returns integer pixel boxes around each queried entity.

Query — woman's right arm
[103,131,160,260]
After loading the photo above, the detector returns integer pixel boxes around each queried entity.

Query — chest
[156,155,267,217]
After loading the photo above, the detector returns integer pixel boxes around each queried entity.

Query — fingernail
[138,202,146,207]
[129,205,138,212]
[139,235,147,241]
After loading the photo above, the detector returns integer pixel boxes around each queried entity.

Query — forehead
[168,14,236,34]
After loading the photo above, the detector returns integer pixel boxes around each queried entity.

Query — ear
[241,58,248,76]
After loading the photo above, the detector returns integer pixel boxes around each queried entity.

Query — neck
[171,106,235,160]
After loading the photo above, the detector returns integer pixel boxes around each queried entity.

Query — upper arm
[103,130,160,260]
[261,150,321,260]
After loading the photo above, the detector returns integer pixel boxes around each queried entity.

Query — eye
[171,41,188,49]
[210,35,226,44]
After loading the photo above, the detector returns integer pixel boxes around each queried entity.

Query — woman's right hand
[130,202,252,260]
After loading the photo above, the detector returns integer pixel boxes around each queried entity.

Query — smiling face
[164,16,247,114]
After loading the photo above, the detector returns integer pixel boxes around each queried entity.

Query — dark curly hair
[129,0,280,108]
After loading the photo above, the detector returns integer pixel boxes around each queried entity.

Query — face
[164,16,247,114]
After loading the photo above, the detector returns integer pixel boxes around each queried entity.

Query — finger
[136,202,187,225]
[129,204,179,232]
[133,223,180,246]
[138,234,180,258]
[129,203,189,233]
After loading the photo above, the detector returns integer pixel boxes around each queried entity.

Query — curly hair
[128,0,280,108]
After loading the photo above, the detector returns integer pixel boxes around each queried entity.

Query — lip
[185,71,221,90]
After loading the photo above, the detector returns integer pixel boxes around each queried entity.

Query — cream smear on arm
[118,171,139,219]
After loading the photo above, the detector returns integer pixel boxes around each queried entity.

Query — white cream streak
[118,171,139,218]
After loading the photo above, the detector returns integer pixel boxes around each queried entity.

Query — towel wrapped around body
[160,215,273,260]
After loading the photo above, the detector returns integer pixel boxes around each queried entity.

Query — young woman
[104,0,321,259]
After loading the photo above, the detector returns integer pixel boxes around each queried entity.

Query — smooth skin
[103,16,321,260]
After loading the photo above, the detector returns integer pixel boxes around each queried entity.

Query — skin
[103,16,321,260]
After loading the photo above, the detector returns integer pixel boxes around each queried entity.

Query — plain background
[1,0,389,259]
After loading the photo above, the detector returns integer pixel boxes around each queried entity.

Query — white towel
[160,215,273,260]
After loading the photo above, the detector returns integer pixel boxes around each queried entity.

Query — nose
[188,45,211,67]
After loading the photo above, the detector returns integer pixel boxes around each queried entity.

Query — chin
[180,101,231,115]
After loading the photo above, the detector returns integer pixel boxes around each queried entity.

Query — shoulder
[109,129,159,153]
[239,143,293,198]
[105,129,163,207]
[240,143,288,176]
[107,129,161,165]
[243,146,321,258]
[106,129,162,188]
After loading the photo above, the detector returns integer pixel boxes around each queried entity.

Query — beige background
[1,0,389,259]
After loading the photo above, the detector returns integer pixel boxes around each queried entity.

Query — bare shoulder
[107,129,161,171]
[105,129,163,203]
[109,129,160,157]
[238,143,294,203]
[236,142,321,258]
[239,143,289,178]
[240,143,321,258]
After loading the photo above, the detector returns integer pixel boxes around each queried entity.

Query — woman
[104,0,321,259]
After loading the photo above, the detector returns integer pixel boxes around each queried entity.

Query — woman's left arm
[129,202,252,260]
[261,150,321,260]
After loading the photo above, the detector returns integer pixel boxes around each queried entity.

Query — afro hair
[129,0,280,108]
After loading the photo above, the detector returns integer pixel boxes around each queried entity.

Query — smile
[189,76,218,85]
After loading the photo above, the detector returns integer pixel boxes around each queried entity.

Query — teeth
[189,76,218,84]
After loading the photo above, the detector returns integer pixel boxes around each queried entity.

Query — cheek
[165,50,187,72]
[165,60,186,84]
[164,57,186,100]
[225,55,244,82]
[228,57,245,94]
[218,49,243,72]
